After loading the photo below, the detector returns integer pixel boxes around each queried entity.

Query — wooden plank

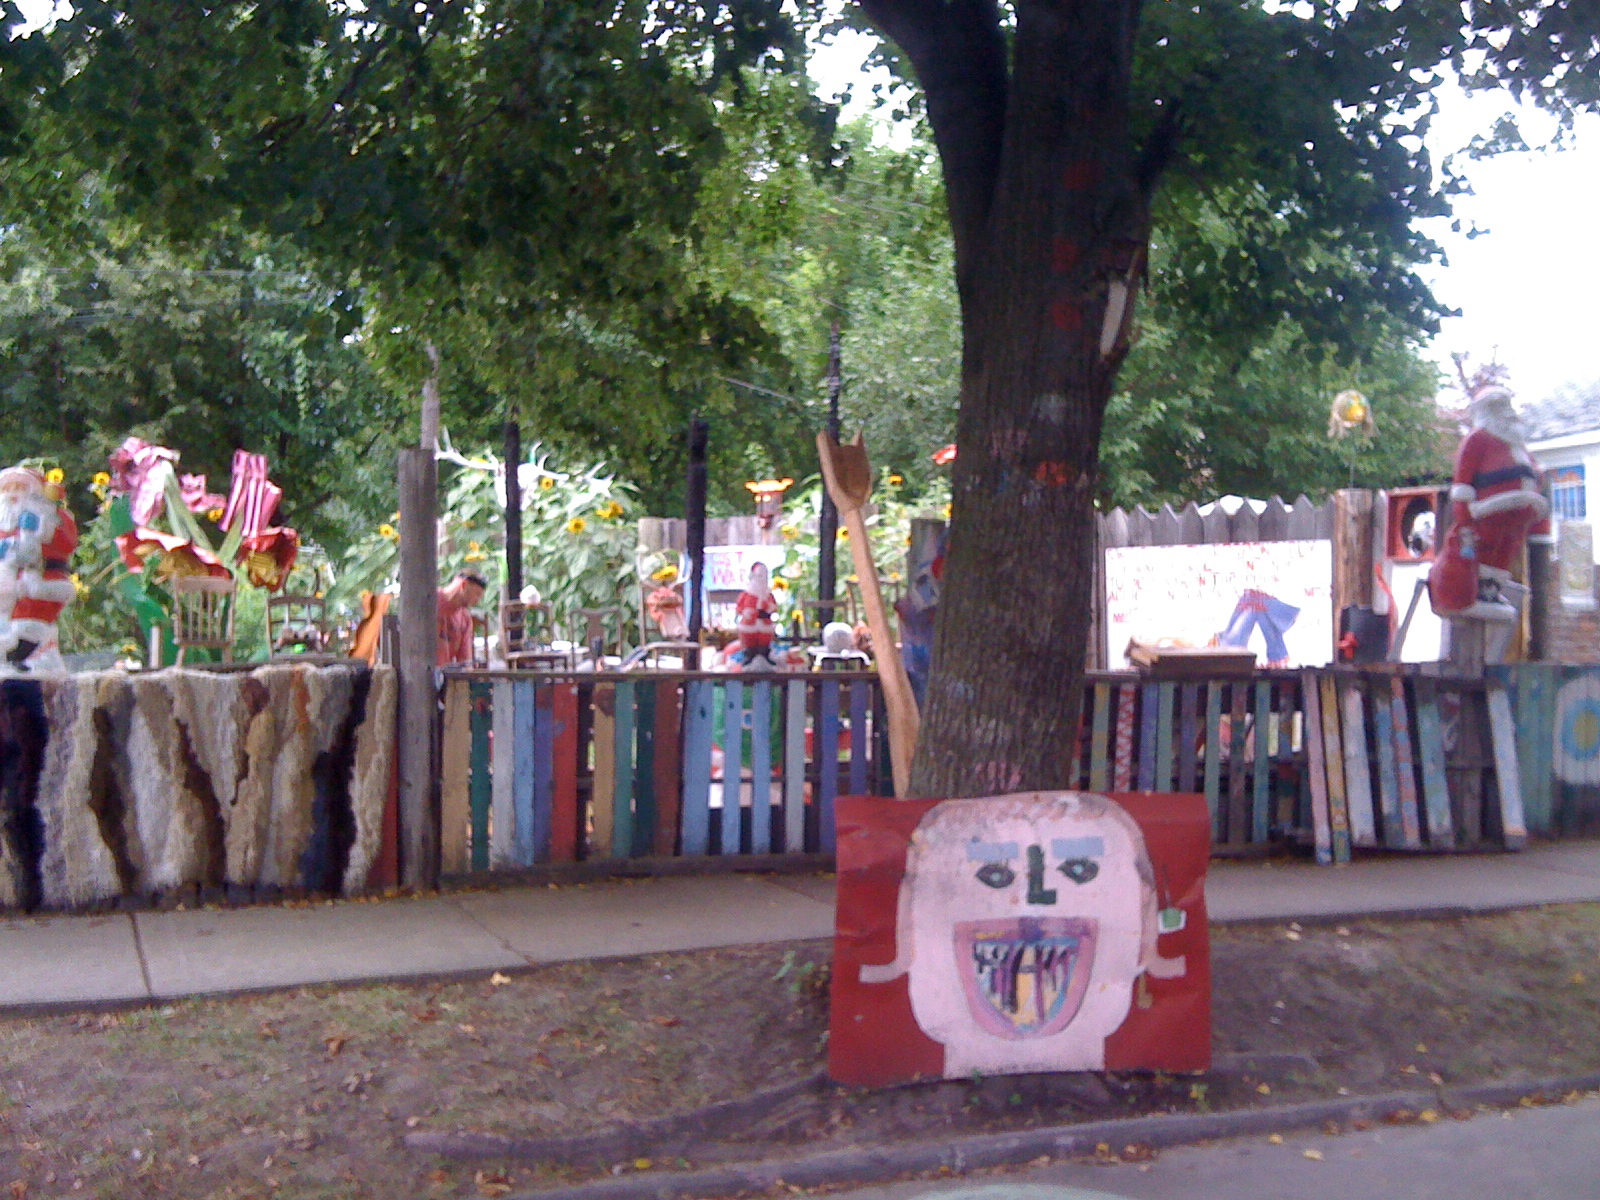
[550,682,580,863]
[1274,678,1298,833]
[1177,683,1199,793]
[1153,682,1176,794]
[1227,684,1249,847]
[749,681,774,853]
[612,680,637,858]
[783,680,807,853]
[1112,683,1136,792]
[1370,677,1401,845]
[679,680,715,856]
[651,680,682,857]
[468,680,493,871]
[632,681,657,858]
[1318,674,1351,863]
[1339,677,1377,848]
[591,683,616,859]
[818,679,842,853]
[1389,676,1423,849]
[1302,671,1333,865]
[1487,684,1528,850]
[1411,675,1455,849]
[1515,665,1556,835]
[1088,682,1111,792]
[1067,682,1086,788]
[531,683,556,863]
[490,680,516,867]
[438,681,472,874]
[848,680,871,797]
[720,680,744,856]
[1252,679,1272,844]
[1137,682,1159,791]
[512,679,538,866]
[1203,683,1223,840]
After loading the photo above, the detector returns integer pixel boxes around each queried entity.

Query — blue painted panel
[680,680,715,855]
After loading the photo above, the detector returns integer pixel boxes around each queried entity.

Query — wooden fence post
[397,447,440,888]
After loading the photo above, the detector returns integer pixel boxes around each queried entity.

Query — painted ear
[1140,892,1187,979]
[860,959,908,984]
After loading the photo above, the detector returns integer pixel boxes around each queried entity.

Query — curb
[492,1072,1600,1200]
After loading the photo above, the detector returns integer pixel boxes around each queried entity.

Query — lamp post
[817,320,843,624]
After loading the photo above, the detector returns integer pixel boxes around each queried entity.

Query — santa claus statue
[0,465,80,671]
[1428,384,1549,622]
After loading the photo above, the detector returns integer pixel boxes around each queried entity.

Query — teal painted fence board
[634,681,658,858]
[468,681,493,871]
[680,680,715,855]
[720,680,743,856]
[1412,677,1454,847]
[783,680,806,853]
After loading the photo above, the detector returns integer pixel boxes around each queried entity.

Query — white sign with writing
[1105,540,1333,668]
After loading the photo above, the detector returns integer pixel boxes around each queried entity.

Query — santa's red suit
[1429,388,1550,619]
[0,467,80,669]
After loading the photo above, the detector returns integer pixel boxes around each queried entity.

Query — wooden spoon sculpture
[816,432,920,797]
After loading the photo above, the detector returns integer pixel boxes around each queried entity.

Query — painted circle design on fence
[1553,674,1600,786]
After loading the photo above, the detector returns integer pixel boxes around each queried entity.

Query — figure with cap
[0,465,79,672]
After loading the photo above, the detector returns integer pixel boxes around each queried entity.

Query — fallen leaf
[406,1117,423,1128]
[1303,1149,1324,1162]
[10,1180,29,1199]
[1415,1042,1429,1053]
[490,972,512,986]
[1428,1072,1444,1085]
[474,1169,513,1198]
[633,1158,653,1171]
[324,1036,346,1056]
[458,1023,477,1035]
[1283,930,1302,942]
[1267,1134,1283,1145]
[258,1023,278,1041]
[1572,971,1586,985]
[649,1015,682,1028]
[1256,1082,1272,1095]
[1419,1110,1440,1124]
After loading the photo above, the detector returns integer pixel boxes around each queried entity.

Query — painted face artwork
[859,792,1185,1075]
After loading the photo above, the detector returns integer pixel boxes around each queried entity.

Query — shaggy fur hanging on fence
[0,664,396,912]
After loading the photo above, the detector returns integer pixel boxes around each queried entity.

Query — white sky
[812,27,1600,405]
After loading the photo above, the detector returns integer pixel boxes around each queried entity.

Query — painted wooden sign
[1104,540,1333,667]
[830,790,1210,1086]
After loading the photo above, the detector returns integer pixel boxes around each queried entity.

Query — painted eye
[975,862,1015,889]
[1059,858,1099,885]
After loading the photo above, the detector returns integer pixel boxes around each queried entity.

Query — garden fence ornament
[1428,385,1550,657]
[0,465,79,672]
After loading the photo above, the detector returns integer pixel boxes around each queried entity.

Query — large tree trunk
[862,1,1147,798]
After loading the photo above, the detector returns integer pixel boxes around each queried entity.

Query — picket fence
[436,662,1528,878]
[437,670,890,874]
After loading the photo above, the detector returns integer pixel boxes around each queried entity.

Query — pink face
[889,792,1162,1074]
[748,562,770,593]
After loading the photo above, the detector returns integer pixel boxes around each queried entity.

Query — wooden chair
[500,600,570,670]
[573,605,624,668]
[265,592,334,658]
[171,575,237,665]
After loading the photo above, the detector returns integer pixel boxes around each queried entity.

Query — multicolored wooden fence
[1491,664,1600,838]
[436,665,1529,877]
[1064,667,1524,863]
[437,671,890,873]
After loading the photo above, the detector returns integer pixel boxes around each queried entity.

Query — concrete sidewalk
[3,840,1599,1013]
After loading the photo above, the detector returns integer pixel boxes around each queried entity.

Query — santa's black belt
[1471,465,1537,488]
[42,558,69,571]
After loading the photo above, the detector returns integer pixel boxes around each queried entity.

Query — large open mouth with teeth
[953,917,1097,1039]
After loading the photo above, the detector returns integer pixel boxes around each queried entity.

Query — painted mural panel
[830,791,1210,1086]
[1105,541,1333,668]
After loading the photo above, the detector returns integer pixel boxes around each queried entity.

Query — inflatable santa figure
[0,465,80,671]
[1428,385,1549,622]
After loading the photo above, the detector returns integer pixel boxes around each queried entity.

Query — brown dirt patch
[2,896,1599,1199]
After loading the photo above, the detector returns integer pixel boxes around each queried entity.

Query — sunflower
[779,524,798,540]
[207,507,224,523]
[888,474,903,486]
[771,577,789,591]
[45,467,64,485]
[566,517,587,535]
[539,477,556,491]
[92,471,111,487]
[379,523,399,541]
[597,501,625,520]
[651,564,679,583]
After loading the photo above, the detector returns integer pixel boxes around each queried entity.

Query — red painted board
[550,682,580,863]
[830,790,1211,1087]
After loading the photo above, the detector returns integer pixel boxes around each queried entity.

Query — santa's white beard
[1475,411,1529,453]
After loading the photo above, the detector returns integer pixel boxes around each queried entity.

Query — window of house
[1550,464,1587,521]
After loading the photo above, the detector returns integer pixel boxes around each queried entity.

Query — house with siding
[1524,382,1600,659]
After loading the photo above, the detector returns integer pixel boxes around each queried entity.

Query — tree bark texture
[861,0,1148,798]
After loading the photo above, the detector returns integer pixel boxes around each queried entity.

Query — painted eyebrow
[966,841,1019,861]
[1051,836,1105,859]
